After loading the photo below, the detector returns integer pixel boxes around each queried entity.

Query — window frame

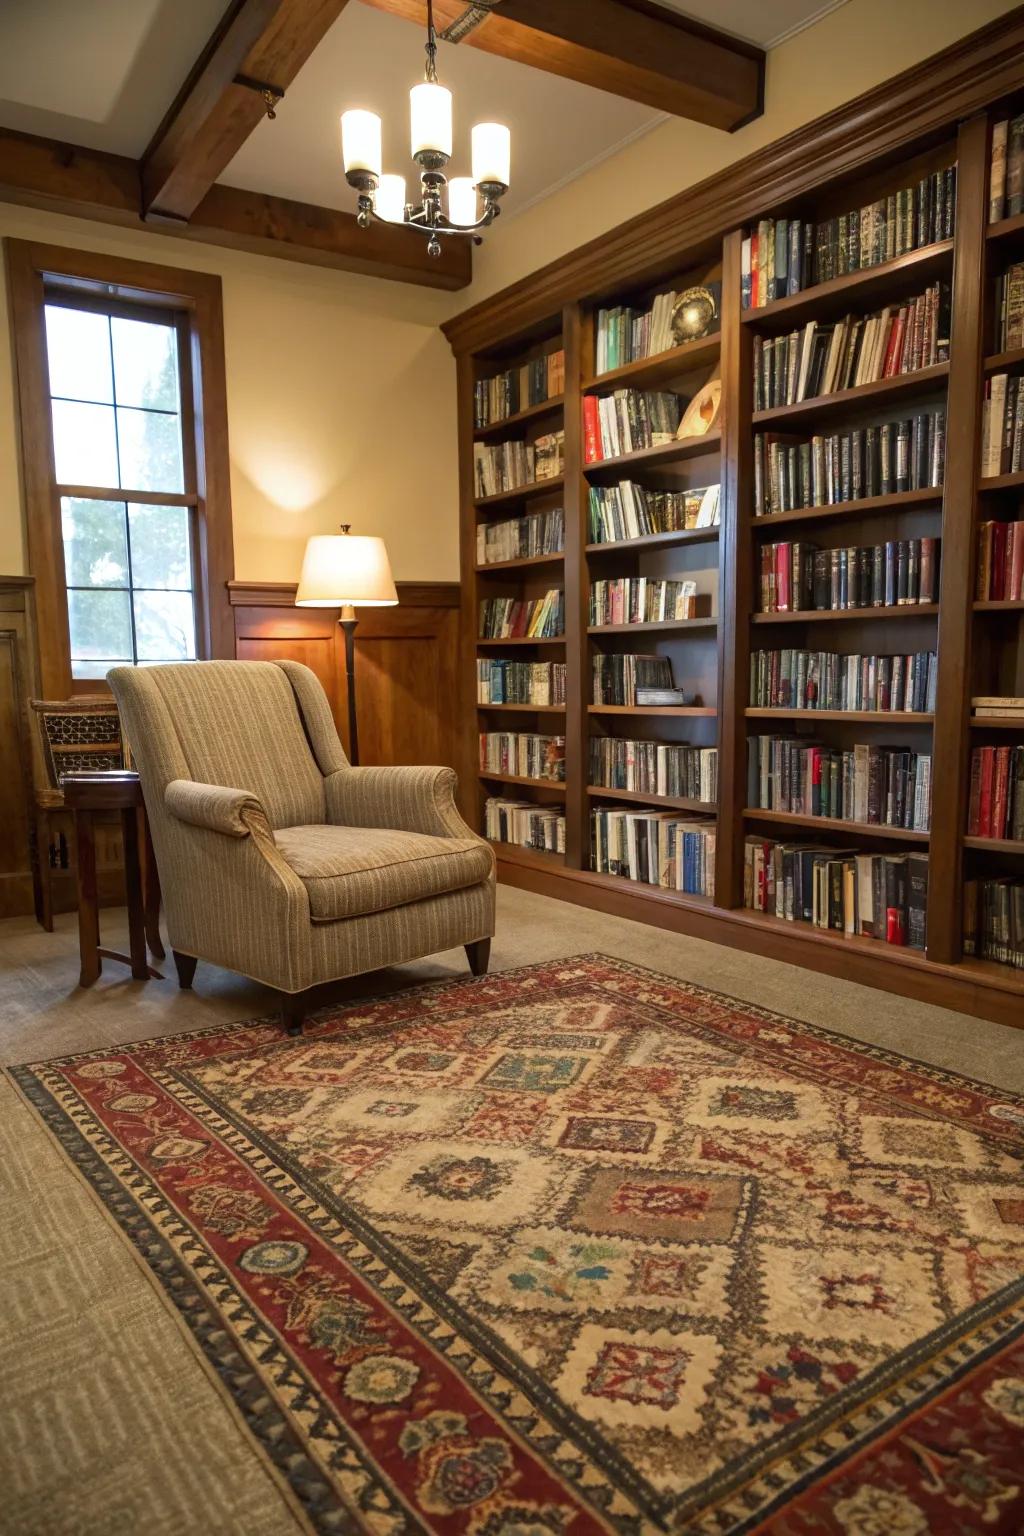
[4,239,235,695]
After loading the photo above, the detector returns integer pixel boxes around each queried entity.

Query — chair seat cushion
[274,823,493,921]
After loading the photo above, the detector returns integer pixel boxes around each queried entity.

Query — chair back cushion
[110,661,326,828]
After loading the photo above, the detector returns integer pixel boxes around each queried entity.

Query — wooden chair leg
[74,809,101,987]
[465,938,491,976]
[35,811,54,933]
[173,950,198,989]
[279,991,308,1037]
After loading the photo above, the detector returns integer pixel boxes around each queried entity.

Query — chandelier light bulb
[472,122,510,188]
[447,177,477,227]
[341,109,382,177]
[410,82,452,159]
[376,174,407,223]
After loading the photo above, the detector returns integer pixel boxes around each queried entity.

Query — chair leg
[279,991,307,1037]
[173,950,198,989]
[465,938,491,977]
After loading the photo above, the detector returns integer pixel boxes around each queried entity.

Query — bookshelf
[451,24,1024,1028]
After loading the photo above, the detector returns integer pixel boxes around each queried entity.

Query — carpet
[10,955,1024,1536]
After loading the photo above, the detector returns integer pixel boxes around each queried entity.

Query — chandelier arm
[363,205,499,237]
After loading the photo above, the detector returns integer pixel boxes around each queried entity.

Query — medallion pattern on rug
[12,955,1024,1535]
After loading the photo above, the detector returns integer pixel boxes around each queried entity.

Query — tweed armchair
[107,660,495,1032]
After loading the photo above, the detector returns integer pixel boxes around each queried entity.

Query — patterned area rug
[11,955,1024,1535]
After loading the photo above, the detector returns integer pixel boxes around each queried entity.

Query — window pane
[51,400,118,486]
[61,498,128,587]
[128,503,191,590]
[71,658,129,681]
[133,590,196,661]
[68,589,132,664]
[44,306,113,404]
[111,316,179,411]
[116,406,183,492]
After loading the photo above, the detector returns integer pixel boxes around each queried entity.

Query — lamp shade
[295,531,398,607]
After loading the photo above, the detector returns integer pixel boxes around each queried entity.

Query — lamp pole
[340,603,360,766]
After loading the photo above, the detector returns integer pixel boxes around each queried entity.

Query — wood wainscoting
[228,580,464,784]
[0,576,39,918]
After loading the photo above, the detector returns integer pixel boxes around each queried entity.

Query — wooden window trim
[4,238,235,695]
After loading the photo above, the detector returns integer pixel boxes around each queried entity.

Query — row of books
[592,808,715,897]
[980,374,1024,478]
[989,116,1024,223]
[973,695,1024,721]
[977,520,1024,602]
[589,577,705,627]
[744,838,928,948]
[587,482,720,545]
[479,592,564,641]
[751,283,949,411]
[963,878,1024,969]
[474,350,564,428]
[967,745,1024,842]
[758,538,938,613]
[592,653,673,707]
[583,390,682,462]
[479,732,566,782]
[750,648,938,714]
[473,432,564,498]
[740,169,957,309]
[476,507,564,566]
[484,798,565,854]
[754,412,946,515]
[590,737,718,803]
[476,659,566,706]
[747,736,932,832]
[992,262,1024,350]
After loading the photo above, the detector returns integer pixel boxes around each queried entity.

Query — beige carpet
[1,884,1021,1535]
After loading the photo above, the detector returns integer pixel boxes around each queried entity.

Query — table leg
[142,810,165,959]
[121,807,149,981]
[75,808,101,987]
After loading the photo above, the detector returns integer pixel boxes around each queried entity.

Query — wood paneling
[0,577,39,918]
[230,581,461,771]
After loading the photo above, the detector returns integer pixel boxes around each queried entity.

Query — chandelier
[341,0,510,257]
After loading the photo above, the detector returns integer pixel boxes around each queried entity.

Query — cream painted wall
[465,0,1022,304]
[0,204,460,581]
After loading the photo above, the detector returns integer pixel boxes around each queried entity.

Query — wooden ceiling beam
[141,0,353,222]
[359,0,764,129]
[0,128,471,289]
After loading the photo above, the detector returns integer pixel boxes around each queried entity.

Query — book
[479,591,564,640]
[586,390,684,461]
[476,506,564,565]
[479,731,566,781]
[589,579,710,626]
[593,807,715,895]
[485,797,565,853]
[744,837,927,947]
[474,349,565,427]
[991,118,1009,223]
[476,659,566,706]
[750,648,937,713]
[754,411,946,515]
[587,482,720,543]
[748,735,931,831]
[590,737,717,801]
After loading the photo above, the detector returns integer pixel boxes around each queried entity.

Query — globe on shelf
[671,285,719,344]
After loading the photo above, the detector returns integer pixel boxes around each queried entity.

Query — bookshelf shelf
[476,635,565,647]
[740,240,954,329]
[750,604,939,625]
[587,527,720,555]
[474,476,564,510]
[750,488,943,532]
[588,704,717,717]
[583,431,721,477]
[751,362,949,429]
[453,65,1024,1028]
[744,807,929,843]
[587,617,718,635]
[587,784,716,813]
[473,395,564,439]
[475,551,565,574]
[478,772,567,793]
[973,599,1024,612]
[582,332,720,393]
[745,708,933,723]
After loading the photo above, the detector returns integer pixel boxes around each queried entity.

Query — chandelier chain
[424,0,438,82]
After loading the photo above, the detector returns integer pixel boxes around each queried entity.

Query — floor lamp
[295,526,398,765]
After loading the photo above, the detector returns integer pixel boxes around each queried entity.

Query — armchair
[107,660,495,1032]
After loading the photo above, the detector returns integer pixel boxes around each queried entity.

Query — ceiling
[0,0,846,220]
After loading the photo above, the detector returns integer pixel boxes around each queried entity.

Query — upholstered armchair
[107,660,495,1032]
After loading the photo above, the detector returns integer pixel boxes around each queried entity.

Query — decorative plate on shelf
[671,283,720,344]
[676,366,722,439]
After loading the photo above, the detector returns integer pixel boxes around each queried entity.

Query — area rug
[10,955,1024,1536]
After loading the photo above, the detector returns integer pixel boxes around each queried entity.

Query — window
[5,240,234,697]
[44,300,198,678]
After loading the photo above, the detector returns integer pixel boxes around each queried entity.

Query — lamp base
[340,604,359,766]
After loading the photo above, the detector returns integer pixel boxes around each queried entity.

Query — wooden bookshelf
[479,772,567,792]
[448,24,1024,1029]
[474,476,564,510]
[475,551,565,573]
[587,617,717,635]
[473,395,564,440]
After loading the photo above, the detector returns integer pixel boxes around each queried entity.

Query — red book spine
[583,395,601,464]
[777,543,791,612]
[1010,520,1024,601]
[993,745,1012,838]
[886,907,906,946]
[919,537,936,603]
[978,746,996,837]
[992,520,1009,602]
[883,312,905,377]
[968,749,983,835]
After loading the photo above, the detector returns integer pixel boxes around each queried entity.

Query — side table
[62,771,164,986]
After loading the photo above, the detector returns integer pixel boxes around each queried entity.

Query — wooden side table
[62,772,164,986]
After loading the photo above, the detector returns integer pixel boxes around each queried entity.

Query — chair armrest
[326,765,478,840]
[165,780,267,838]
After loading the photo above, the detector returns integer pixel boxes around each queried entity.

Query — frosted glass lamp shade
[341,110,382,176]
[447,177,477,227]
[410,82,452,158]
[376,174,407,223]
[295,533,398,607]
[472,122,510,187]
